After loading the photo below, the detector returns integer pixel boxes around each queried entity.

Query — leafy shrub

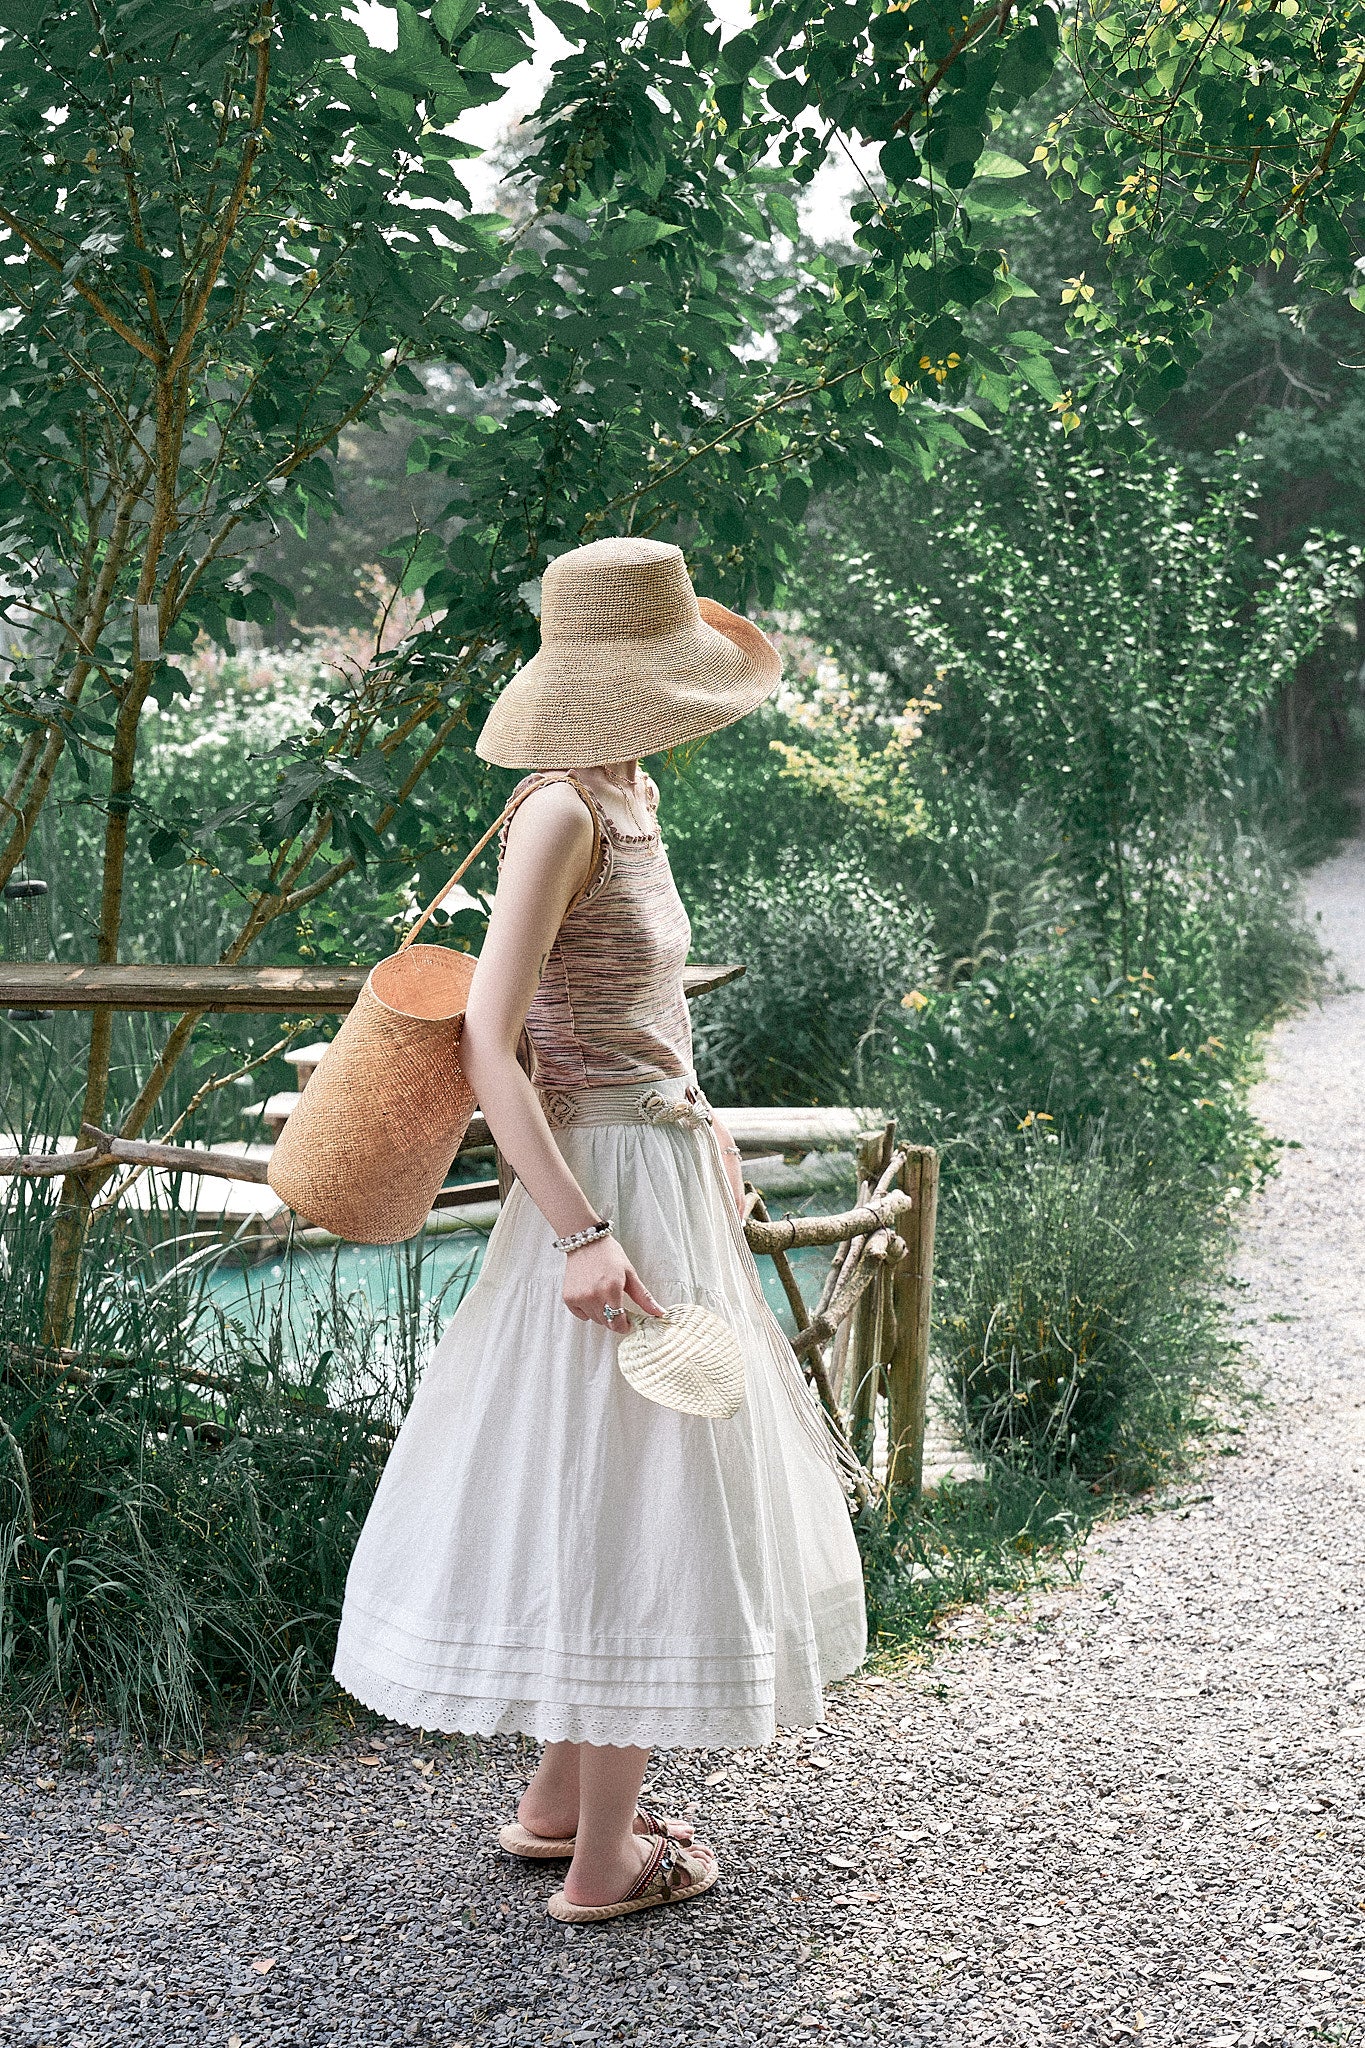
[688,852,935,1107]
[940,1143,1231,1488]
[856,1467,1093,1652]
[782,409,1356,979]
[876,806,1315,1185]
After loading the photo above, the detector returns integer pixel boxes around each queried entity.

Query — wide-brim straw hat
[475,537,782,770]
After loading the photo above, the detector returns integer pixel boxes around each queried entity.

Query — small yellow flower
[901,990,929,1012]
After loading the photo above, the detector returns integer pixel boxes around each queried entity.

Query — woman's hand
[562,1235,663,1332]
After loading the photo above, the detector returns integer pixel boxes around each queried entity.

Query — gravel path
[6,851,1365,2048]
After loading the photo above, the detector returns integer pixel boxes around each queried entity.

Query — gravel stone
[4,847,1365,2045]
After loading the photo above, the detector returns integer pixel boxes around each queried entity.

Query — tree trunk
[40,390,180,1343]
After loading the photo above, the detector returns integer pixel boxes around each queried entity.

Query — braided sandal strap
[635,1805,693,1843]
[545,1836,718,1921]
[623,1835,669,1902]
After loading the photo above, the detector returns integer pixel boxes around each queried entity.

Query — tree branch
[0,203,161,362]
[166,9,274,380]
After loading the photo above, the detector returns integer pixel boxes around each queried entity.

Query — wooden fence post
[886,1143,939,1495]
[847,1127,891,1466]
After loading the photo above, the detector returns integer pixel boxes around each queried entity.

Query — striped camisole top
[498,771,694,1091]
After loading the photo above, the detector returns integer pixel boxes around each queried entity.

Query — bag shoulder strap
[399,801,516,954]
[399,773,605,954]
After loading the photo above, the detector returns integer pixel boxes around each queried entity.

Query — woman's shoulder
[498,774,608,906]
[502,772,600,831]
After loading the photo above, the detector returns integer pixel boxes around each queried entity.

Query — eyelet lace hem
[331,1650,866,1751]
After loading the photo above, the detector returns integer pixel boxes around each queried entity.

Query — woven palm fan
[617,1303,745,1420]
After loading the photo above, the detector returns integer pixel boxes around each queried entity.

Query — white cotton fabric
[332,1112,868,1749]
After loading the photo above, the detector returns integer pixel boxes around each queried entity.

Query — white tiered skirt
[332,1085,868,1749]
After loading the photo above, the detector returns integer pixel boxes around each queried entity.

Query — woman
[332,537,867,1924]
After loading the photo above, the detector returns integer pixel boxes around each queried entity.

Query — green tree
[0,0,535,1333]
[1,0,991,1336]
[1041,2,1365,415]
[780,413,1358,974]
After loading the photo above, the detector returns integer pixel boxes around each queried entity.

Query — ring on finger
[601,1303,620,1324]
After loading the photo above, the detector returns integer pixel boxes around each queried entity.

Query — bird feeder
[3,870,53,1017]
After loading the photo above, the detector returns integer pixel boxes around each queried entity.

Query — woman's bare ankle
[517,1789,578,1839]
[562,1832,653,1908]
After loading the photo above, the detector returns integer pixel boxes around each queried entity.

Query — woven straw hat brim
[476,600,781,771]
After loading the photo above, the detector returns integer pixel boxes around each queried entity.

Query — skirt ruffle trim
[331,1615,868,1751]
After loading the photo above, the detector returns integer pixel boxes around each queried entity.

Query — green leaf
[147,828,187,869]
[767,190,800,242]
[767,76,809,122]
[1014,352,1062,402]
[974,149,1029,180]
[779,477,811,522]
[458,28,529,71]
[432,0,480,38]
[880,135,920,188]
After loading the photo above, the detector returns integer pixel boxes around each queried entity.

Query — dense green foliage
[684,414,1337,1148]
[1051,4,1365,415]
[674,412,1340,1510]
[941,1141,1227,1484]
[0,0,1040,1336]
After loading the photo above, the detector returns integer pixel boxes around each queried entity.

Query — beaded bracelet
[552,1216,614,1255]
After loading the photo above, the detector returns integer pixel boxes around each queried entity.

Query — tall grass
[0,1165,478,1748]
[939,1140,1234,1489]
[857,1468,1096,1655]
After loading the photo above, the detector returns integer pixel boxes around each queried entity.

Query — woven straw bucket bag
[267,807,514,1244]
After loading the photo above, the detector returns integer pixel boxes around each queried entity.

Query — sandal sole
[498,1824,576,1859]
[499,1813,694,1861]
[545,1863,719,1924]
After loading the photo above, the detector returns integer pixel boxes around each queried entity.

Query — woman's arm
[709,1110,745,1214]
[460,782,662,1330]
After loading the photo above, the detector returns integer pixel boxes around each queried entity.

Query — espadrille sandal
[498,1806,693,1861]
[546,1837,718,1924]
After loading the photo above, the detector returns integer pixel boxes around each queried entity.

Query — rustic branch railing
[746,1123,940,1495]
[3,1119,941,1497]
